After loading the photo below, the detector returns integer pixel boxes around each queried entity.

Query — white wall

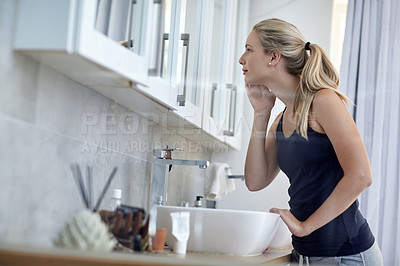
[249,0,334,51]
[214,0,334,212]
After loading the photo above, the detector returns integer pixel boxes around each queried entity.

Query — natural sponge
[54,210,116,251]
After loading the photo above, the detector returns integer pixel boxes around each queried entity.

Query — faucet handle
[153,147,184,159]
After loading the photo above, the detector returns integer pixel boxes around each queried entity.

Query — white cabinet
[145,0,206,129]
[201,0,229,143]
[170,0,205,128]
[202,0,248,150]
[223,0,249,150]
[144,0,247,147]
[14,0,179,116]
[14,0,248,150]
[15,0,149,89]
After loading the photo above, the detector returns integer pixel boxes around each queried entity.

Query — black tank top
[276,109,374,256]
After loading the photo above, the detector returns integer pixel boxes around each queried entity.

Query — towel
[204,163,236,200]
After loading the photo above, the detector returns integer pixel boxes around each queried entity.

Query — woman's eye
[246,48,251,52]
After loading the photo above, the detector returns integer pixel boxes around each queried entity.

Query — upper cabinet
[15,0,149,89]
[94,0,146,56]
[224,0,249,150]
[145,0,206,128]
[14,0,249,150]
[202,0,248,149]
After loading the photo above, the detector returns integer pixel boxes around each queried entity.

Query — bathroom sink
[156,206,280,256]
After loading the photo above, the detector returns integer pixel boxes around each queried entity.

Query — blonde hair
[253,18,349,139]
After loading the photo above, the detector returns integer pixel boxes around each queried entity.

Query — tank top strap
[276,107,287,135]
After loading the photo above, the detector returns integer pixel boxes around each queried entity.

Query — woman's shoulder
[313,89,347,113]
[311,89,349,132]
[314,88,343,103]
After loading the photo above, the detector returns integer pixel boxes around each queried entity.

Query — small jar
[110,189,121,210]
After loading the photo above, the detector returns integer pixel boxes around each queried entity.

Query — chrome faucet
[150,148,209,209]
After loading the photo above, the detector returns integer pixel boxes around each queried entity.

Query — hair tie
[305,42,311,51]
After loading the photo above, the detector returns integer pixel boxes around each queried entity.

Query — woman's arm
[271,89,372,237]
[244,85,281,191]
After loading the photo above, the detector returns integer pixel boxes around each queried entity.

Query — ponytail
[295,43,349,139]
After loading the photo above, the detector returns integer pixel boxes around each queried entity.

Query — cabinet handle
[160,33,169,78]
[210,83,218,118]
[223,84,237,137]
[177,33,190,106]
[148,0,162,75]
[127,0,137,49]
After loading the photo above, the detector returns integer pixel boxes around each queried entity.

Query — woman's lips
[242,70,248,75]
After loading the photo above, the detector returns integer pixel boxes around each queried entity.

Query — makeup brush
[70,164,89,209]
[75,164,89,209]
[93,167,118,212]
[87,166,93,210]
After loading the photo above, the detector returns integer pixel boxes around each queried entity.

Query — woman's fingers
[269,208,310,237]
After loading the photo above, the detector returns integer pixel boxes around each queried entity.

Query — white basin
[156,206,280,256]
[269,218,292,249]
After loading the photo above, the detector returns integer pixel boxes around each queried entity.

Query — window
[330,0,348,72]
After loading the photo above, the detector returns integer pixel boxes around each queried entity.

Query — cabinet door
[223,0,248,150]
[202,0,237,142]
[170,0,204,128]
[174,0,202,107]
[14,0,149,87]
[137,0,177,108]
[78,0,149,86]
[95,0,146,55]
[221,0,239,138]
[201,0,225,142]
[209,0,225,125]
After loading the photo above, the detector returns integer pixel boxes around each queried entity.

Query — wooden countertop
[0,243,291,265]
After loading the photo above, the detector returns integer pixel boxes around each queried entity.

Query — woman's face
[238,30,270,85]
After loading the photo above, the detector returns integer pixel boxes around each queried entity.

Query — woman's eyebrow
[245,44,254,48]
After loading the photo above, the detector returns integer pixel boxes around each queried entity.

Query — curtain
[340,0,400,265]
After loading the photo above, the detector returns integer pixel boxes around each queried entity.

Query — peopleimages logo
[81,112,156,135]
[80,111,251,136]
[80,140,229,154]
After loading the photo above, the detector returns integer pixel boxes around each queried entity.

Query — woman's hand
[246,84,276,113]
[270,208,311,238]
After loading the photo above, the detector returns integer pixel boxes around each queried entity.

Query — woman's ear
[269,50,282,66]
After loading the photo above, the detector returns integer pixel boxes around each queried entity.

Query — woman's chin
[244,79,253,85]
[245,81,258,87]
[244,78,258,86]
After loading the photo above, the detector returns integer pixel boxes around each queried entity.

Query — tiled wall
[0,0,210,247]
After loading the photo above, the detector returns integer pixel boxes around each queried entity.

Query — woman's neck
[268,72,299,111]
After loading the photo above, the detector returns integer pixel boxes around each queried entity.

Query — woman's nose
[238,54,244,65]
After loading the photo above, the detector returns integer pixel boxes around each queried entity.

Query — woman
[240,19,383,265]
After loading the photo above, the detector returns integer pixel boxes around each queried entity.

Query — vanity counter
[0,243,291,265]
